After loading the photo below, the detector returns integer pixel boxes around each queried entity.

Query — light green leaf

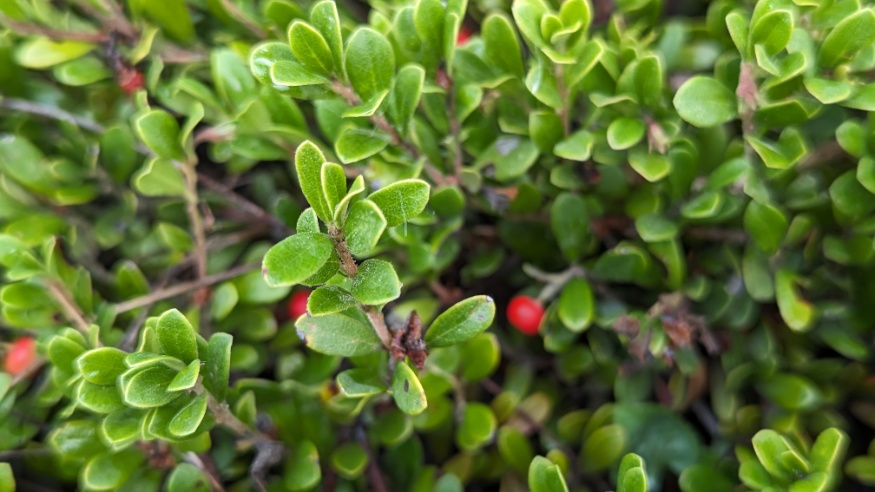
[262,232,335,287]
[636,213,679,242]
[167,359,200,391]
[335,127,391,164]
[424,295,496,347]
[483,13,525,77]
[156,309,198,364]
[351,259,402,305]
[52,56,111,86]
[134,110,185,160]
[76,381,125,414]
[132,158,186,197]
[76,347,127,386]
[528,456,569,492]
[775,269,815,332]
[554,130,595,161]
[14,38,94,69]
[307,285,357,316]
[388,64,425,131]
[392,361,427,415]
[629,149,670,182]
[804,78,854,104]
[368,179,430,227]
[809,428,849,474]
[271,60,329,86]
[120,365,183,409]
[749,10,793,56]
[673,76,737,128]
[321,162,347,212]
[333,175,366,222]
[558,278,594,332]
[743,200,787,254]
[336,368,387,397]
[819,8,875,68]
[168,392,208,437]
[297,208,320,234]
[101,408,144,450]
[310,0,345,79]
[607,117,646,150]
[342,89,389,117]
[82,450,142,491]
[295,313,383,356]
[344,28,395,102]
[345,199,388,257]
[167,463,211,492]
[581,424,628,472]
[203,333,232,402]
[331,443,368,480]
[294,141,332,222]
[211,49,256,108]
[289,21,335,75]
[285,440,322,491]
[457,403,497,451]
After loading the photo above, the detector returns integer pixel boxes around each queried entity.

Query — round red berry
[4,337,36,376]
[457,26,472,45]
[288,290,310,319]
[507,295,544,336]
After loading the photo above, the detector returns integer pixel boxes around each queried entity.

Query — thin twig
[0,98,105,133]
[0,16,108,41]
[183,452,226,492]
[356,428,389,492]
[218,0,267,38]
[364,307,394,351]
[197,172,290,233]
[45,279,91,333]
[330,81,450,185]
[113,263,259,314]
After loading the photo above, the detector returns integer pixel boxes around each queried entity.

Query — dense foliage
[2,0,875,490]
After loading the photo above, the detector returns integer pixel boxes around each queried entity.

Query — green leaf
[342,89,389,118]
[344,28,395,102]
[53,56,111,86]
[808,428,848,474]
[528,456,569,492]
[295,313,383,356]
[169,392,208,437]
[76,347,127,386]
[271,60,329,86]
[482,136,540,181]
[424,295,496,347]
[392,361,427,415]
[759,372,822,411]
[743,201,787,254]
[414,0,445,63]
[331,443,368,480]
[558,278,594,332]
[775,269,815,332]
[551,192,589,262]
[132,158,186,197]
[294,141,332,222]
[307,285,357,316]
[351,259,402,305]
[751,430,796,483]
[830,170,875,219]
[635,55,664,109]
[581,424,628,472]
[211,49,256,108]
[483,13,525,77]
[457,402,497,451]
[333,175,366,222]
[134,110,185,160]
[607,117,646,150]
[554,130,595,161]
[129,0,194,43]
[345,199,388,257]
[387,64,425,131]
[337,368,387,397]
[48,335,86,375]
[203,333,232,402]
[102,408,144,450]
[285,440,322,491]
[335,127,391,164]
[13,38,94,69]
[498,426,535,474]
[0,464,13,492]
[289,21,334,75]
[156,309,199,364]
[120,364,183,409]
[750,10,793,56]
[210,282,238,321]
[819,8,875,68]
[321,162,347,213]
[167,359,200,391]
[673,76,737,128]
[636,213,679,242]
[804,78,854,104]
[628,149,670,182]
[82,450,142,491]
[76,381,125,414]
[166,463,211,492]
[262,233,335,287]
[310,0,344,79]
[529,111,564,153]
[368,179,430,227]
[725,10,749,55]
[296,208,320,234]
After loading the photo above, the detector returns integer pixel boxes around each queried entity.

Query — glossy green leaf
[528,456,569,492]
[289,21,334,75]
[387,64,425,131]
[392,361,427,415]
[558,278,594,332]
[819,8,875,67]
[750,10,792,56]
[295,313,383,356]
[554,129,595,161]
[294,141,332,222]
[344,28,395,102]
[483,13,525,77]
[424,295,496,347]
[76,380,125,414]
[775,269,815,332]
[307,285,356,316]
[673,76,737,128]
[76,347,127,386]
[581,424,628,472]
[134,110,185,160]
[344,199,388,257]
[156,309,198,364]
[607,117,646,150]
[285,440,322,491]
[271,60,329,86]
[132,158,186,197]
[743,200,787,254]
[335,127,391,164]
[203,332,232,402]
[120,364,182,408]
[168,392,208,437]
[331,443,368,480]
[636,213,679,242]
[809,427,849,474]
[262,232,335,287]
[167,359,201,391]
[336,368,387,397]
[82,450,142,491]
[368,179,430,227]
[166,463,211,492]
[351,259,402,305]
[629,149,670,182]
[14,38,94,69]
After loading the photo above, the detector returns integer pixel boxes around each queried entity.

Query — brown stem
[329,81,450,185]
[182,452,226,492]
[218,0,266,38]
[205,392,271,443]
[113,263,259,314]
[45,279,91,334]
[364,307,394,351]
[0,98,106,133]
[357,428,389,492]
[0,16,108,41]
[197,172,291,233]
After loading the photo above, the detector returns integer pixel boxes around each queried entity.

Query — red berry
[457,26,472,45]
[4,337,36,376]
[507,295,544,336]
[118,68,144,94]
[288,291,310,319]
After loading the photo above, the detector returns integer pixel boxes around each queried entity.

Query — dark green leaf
[344,28,395,102]
[551,192,589,262]
[819,8,875,67]
[76,347,127,386]
[368,179,430,227]
[351,259,402,305]
[133,110,185,160]
[392,361,427,415]
[203,333,233,402]
[558,278,594,332]
[289,21,334,75]
[262,233,335,287]
[168,392,208,437]
[673,76,737,128]
[295,313,383,356]
[424,295,496,347]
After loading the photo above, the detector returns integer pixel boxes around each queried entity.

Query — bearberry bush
[2,0,875,490]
